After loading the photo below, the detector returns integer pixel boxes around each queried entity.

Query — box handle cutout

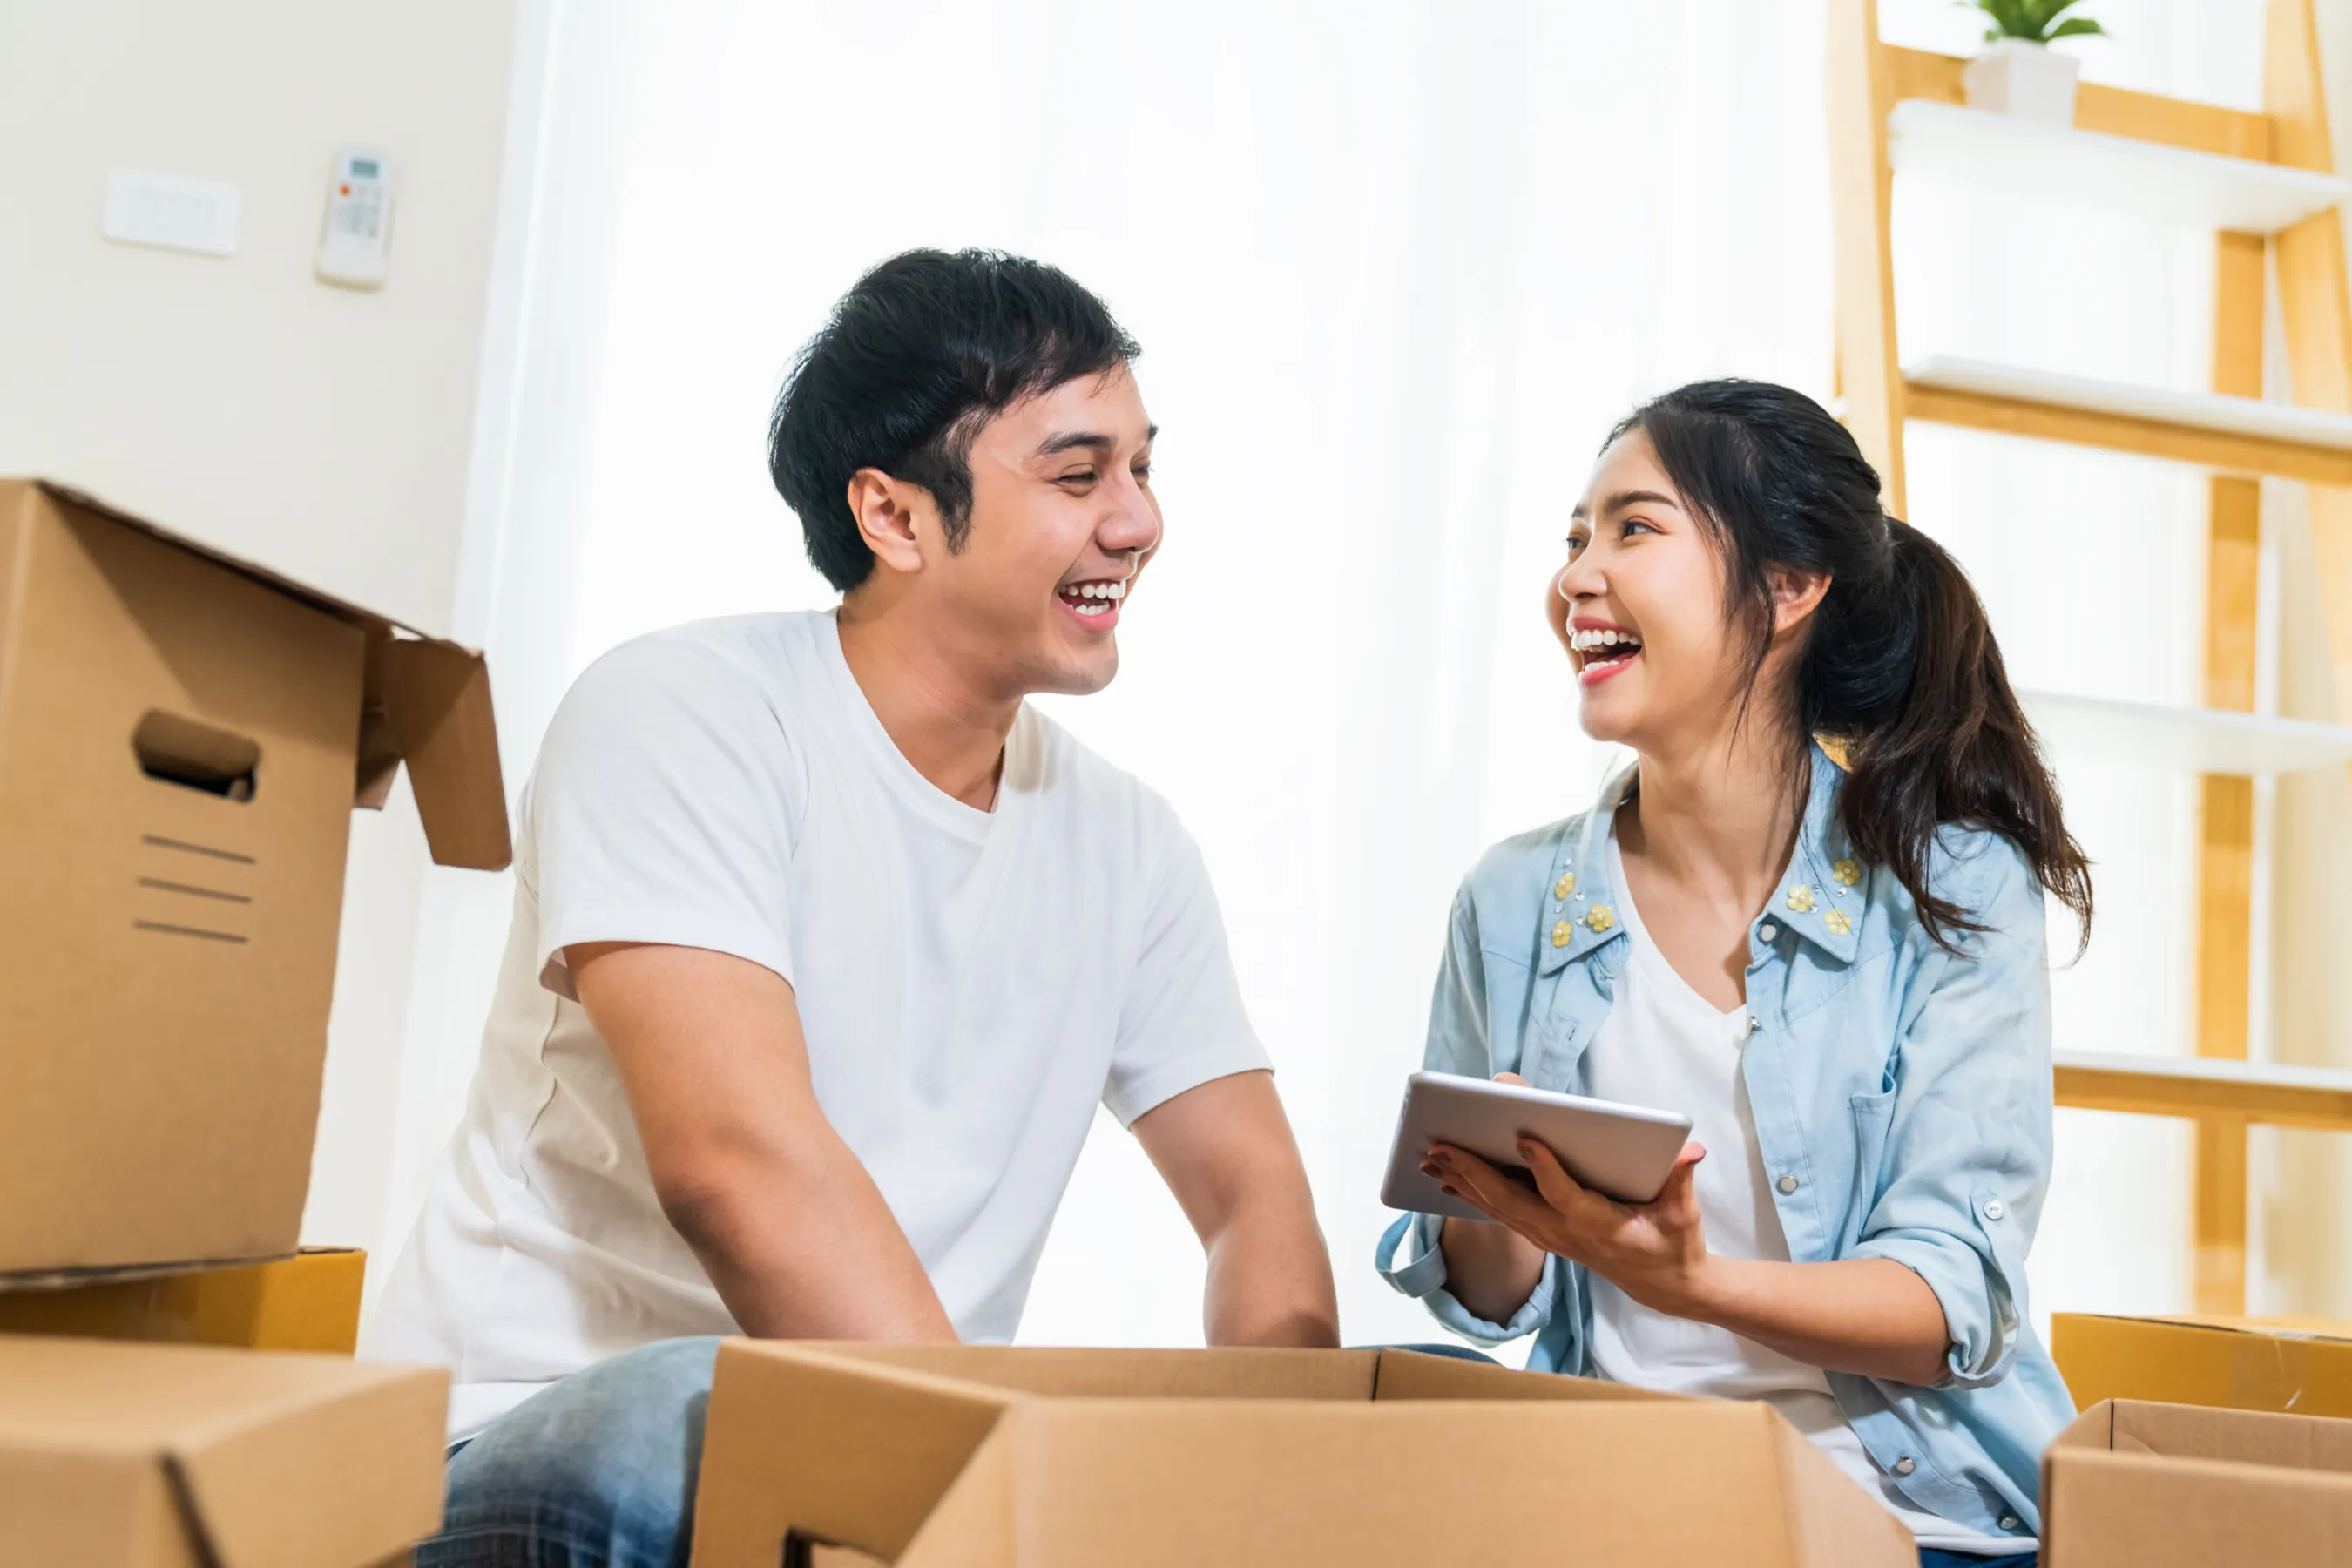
[132,711,260,802]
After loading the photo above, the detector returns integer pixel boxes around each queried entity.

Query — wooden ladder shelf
[1830,0,2352,1315]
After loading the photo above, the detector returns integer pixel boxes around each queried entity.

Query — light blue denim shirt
[1376,744,2076,1541]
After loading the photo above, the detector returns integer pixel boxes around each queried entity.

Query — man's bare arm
[570,941,956,1342]
[1132,1071,1339,1347]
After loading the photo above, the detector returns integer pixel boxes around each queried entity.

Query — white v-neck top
[365,611,1268,1441]
[1582,833,2024,1556]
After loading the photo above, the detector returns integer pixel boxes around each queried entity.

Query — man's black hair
[769,248,1142,592]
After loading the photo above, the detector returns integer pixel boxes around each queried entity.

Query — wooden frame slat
[2057,1054,2352,1132]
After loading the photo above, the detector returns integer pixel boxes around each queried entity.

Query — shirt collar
[1536,739,1862,977]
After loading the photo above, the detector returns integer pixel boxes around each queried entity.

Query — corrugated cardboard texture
[17,480,510,869]
[2053,1314,2352,1419]
[0,1248,366,1353]
[0,1335,447,1568]
[0,484,363,1275]
[2044,1400,2352,1566]
[0,477,510,1278]
[693,1342,1912,1568]
[912,1402,1908,1568]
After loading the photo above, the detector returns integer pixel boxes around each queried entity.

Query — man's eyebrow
[1036,424,1158,458]
[1571,488,1682,521]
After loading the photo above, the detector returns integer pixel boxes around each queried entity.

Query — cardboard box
[2052,1314,2352,1420]
[0,1247,367,1353]
[0,1334,449,1568]
[690,1343,1916,1568]
[2042,1398,2352,1565]
[0,479,509,1280]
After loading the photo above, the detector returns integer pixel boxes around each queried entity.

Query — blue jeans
[421,1336,721,1568]
[1919,1557,2034,1568]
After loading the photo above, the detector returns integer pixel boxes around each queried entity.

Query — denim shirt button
[2000,1516,2020,1531]
[1775,1173,1799,1195]
[1983,1199,2006,1221]
[1893,1456,1916,1477]
[1759,923,1779,942]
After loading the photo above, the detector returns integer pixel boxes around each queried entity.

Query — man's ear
[845,468,933,578]
[1769,567,1830,638]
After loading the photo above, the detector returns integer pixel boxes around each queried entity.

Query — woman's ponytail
[1833,520,2092,950]
[1616,380,2092,952]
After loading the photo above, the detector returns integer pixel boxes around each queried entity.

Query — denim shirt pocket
[1846,1087,1897,1244]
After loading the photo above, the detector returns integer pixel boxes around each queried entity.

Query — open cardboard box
[0,479,509,1281]
[0,1334,448,1567]
[2043,1398,2352,1565]
[2052,1314,2352,1420]
[690,1342,1916,1568]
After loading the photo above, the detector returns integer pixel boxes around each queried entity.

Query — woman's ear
[845,468,933,578]
[1769,567,1830,638]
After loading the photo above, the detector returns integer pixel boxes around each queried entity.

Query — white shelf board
[2021,690,2352,776]
[1888,99,2347,236]
[1905,355,2352,452]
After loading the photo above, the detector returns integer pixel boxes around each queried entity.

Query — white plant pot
[1962,38,2082,125]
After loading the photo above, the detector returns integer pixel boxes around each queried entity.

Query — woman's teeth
[1569,627,1641,660]
[1059,580,1127,618]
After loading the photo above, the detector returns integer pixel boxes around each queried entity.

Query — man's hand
[1132,1071,1339,1348]
[571,941,956,1343]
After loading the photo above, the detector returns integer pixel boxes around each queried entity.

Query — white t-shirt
[363,610,1270,1441]
[1582,834,2024,1556]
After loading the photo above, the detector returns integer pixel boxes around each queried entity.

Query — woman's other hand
[1422,1135,1712,1316]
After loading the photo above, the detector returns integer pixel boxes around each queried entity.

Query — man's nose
[1098,476,1161,559]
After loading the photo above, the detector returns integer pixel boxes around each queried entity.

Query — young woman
[1376,380,2090,1566]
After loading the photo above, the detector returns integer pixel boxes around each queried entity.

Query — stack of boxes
[4,475,2351,1566]
[0,478,510,1566]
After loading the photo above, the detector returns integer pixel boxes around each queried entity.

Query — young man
[365,249,1340,1566]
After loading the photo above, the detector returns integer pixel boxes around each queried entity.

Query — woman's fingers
[1427,1145,1549,1231]
[1517,1137,1592,1213]
[1494,1072,1530,1086]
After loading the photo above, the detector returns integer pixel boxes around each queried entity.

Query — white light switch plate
[102,169,240,257]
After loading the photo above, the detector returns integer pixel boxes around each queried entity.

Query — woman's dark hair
[770,248,1141,591]
[1608,378,2092,952]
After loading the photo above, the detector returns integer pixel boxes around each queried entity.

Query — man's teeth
[1569,627,1640,654]
[1060,580,1127,618]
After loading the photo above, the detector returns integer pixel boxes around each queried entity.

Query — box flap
[692,1342,1023,1568]
[2101,1399,2352,1473]
[2044,1446,2352,1567]
[0,1337,446,1568]
[377,638,510,869]
[1369,1346,1682,1403]
[896,1401,1913,1568]
[25,481,510,871]
[787,1342,1381,1401]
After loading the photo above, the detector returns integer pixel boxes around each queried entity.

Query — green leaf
[2046,16,2107,40]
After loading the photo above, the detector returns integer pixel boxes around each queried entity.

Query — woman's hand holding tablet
[1381,1070,1693,1221]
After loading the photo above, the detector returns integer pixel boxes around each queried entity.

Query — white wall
[0,0,522,1257]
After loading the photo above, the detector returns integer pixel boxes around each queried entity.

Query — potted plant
[1960,1,2107,125]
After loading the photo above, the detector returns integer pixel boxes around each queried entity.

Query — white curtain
[386,0,2352,1347]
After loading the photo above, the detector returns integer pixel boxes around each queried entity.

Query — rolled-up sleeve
[1373,882,1555,1343]
[1376,1212,1558,1344]
[1848,842,2052,1389]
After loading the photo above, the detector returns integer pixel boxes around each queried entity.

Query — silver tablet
[1379,1071,1695,1223]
